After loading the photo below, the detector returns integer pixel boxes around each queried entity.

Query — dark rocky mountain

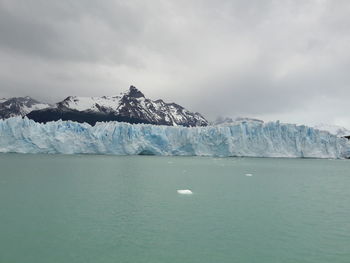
[27,86,208,127]
[0,97,50,119]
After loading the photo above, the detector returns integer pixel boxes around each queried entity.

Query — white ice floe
[245,173,253,177]
[177,189,193,195]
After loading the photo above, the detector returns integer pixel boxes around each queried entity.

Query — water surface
[0,154,349,263]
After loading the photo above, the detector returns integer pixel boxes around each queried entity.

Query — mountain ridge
[0,96,50,119]
[313,124,350,138]
[26,86,208,127]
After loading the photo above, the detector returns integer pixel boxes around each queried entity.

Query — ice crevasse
[0,117,349,158]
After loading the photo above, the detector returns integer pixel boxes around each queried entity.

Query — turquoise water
[0,154,349,263]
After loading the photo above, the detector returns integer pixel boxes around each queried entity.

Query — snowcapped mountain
[27,86,208,127]
[212,116,264,125]
[0,97,51,119]
[313,124,350,138]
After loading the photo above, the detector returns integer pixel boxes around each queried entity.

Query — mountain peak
[125,86,145,98]
[26,86,208,127]
[2,96,41,105]
[0,97,50,119]
[314,123,350,137]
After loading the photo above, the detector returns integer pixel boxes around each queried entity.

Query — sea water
[0,154,349,263]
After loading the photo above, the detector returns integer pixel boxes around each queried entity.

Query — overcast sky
[0,0,349,127]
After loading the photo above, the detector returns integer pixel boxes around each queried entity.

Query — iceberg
[0,117,349,159]
[177,190,193,195]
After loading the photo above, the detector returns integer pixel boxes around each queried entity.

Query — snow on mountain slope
[1,117,349,158]
[313,124,350,137]
[58,95,122,112]
[212,116,264,125]
[27,86,208,127]
[0,97,51,119]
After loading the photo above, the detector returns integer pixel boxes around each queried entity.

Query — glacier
[0,117,349,159]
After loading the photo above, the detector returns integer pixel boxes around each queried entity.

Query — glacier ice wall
[0,117,349,158]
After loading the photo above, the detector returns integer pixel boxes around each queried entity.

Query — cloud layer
[1,0,350,127]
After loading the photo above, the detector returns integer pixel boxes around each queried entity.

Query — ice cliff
[0,117,349,158]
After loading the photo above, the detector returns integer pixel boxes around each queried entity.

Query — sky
[0,0,350,127]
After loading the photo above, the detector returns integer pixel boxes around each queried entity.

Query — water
[0,154,349,263]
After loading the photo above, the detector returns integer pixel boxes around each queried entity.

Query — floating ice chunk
[177,189,193,195]
[245,173,253,177]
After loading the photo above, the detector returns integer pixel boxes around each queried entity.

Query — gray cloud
[0,0,350,128]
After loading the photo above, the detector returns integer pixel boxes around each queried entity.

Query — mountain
[313,124,350,138]
[0,96,51,119]
[27,86,208,127]
[212,116,264,125]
